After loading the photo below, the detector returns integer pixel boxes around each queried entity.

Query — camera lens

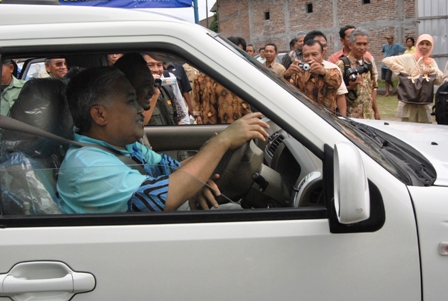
[154,78,162,88]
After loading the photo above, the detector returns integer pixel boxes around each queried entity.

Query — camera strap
[341,56,352,86]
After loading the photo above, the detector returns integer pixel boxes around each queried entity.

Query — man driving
[57,66,269,213]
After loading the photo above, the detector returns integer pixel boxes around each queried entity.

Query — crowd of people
[244,26,448,124]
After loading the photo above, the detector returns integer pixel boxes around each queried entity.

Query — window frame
[0,41,330,227]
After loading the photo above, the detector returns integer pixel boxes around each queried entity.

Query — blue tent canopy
[59,0,193,9]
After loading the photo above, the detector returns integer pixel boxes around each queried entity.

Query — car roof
[0,4,188,26]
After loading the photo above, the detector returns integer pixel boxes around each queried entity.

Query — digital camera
[297,62,311,71]
[346,64,370,81]
[154,76,177,88]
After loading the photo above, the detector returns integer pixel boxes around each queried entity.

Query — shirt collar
[74,133,134,154]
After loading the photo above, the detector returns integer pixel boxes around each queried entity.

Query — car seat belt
[0,115,146,174]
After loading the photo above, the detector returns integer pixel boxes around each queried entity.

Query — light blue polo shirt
[57,133,176,214]
[381,43,406,69]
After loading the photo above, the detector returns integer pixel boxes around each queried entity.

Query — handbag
[397,60,437,105]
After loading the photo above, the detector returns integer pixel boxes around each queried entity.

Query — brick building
[216,0,418,70]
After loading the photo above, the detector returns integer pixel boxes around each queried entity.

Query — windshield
[215,35,429,185]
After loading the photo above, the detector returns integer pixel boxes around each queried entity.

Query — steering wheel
[214,140,264,204]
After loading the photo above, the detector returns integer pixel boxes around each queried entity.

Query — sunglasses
[53,61,67,67]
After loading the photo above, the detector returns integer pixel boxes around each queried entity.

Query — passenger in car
[114,53,157,119]
[1,59,26,116]
[114,53,159,148]
[56,66,269,214]
[106,53,123,66]
[44,56,68,80]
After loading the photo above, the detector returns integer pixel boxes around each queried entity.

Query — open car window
[0,41,330,226]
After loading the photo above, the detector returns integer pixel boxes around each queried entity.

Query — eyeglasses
[53,61,67,67]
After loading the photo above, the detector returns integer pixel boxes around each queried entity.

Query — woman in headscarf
[383,34,443,123]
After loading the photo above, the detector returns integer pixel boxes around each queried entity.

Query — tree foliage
[209,13,218,33]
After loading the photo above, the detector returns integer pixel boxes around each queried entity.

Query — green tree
[209,13,218,33]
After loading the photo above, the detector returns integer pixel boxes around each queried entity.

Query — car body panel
[354,119,448,186]
[408,186,448,301]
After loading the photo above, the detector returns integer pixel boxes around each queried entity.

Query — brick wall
[217,0,417,70]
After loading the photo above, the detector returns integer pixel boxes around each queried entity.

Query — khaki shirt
[265,60,286,77]
[1,76,25,116]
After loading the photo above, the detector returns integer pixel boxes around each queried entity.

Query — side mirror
[334,142,370,224]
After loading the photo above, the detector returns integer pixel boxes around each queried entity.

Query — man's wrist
[318,69,327,78]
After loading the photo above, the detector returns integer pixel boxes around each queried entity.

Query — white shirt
[162,72,191,124]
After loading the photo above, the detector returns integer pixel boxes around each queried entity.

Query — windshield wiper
[343,118,435,186]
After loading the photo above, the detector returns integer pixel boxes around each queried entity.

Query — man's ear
[90,105,108,126]
[6,64,14,73]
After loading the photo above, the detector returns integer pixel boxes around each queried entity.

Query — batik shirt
[290,67,342,111]
[57,133,181,214]
[193,74,251,124]
[337,53,378,119]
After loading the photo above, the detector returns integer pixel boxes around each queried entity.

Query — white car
[0,4,447,301]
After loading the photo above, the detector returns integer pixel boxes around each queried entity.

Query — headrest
[2,78,74,158]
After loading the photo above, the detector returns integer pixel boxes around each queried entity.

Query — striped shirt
[57,133,180,214]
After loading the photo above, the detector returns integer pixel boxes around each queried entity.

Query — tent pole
[193,0,199,24]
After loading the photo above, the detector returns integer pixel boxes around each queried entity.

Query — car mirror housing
[333,142,370,224]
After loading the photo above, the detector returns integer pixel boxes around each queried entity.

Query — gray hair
[66,66,126,132]
[297,31,307,38]
[349,28,369,44]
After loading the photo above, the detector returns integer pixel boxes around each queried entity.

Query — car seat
[0,78,73,215]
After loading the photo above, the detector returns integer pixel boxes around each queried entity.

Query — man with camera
[283,39,341,112]
[336,28,380,120]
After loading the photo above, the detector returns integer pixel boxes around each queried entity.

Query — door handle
[0,261,95,301]
[3,274,73,293]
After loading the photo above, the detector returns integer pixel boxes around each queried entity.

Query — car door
[0,14,422,300]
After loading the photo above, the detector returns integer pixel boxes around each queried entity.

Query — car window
[0,42,329,226]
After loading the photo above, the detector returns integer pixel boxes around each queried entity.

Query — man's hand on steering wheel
[218,112,270,150]
[189,174,221,210]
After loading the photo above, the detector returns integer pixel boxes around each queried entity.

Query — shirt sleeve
[382,55,407,75]
[323,68,342,90]
[128,154,181,212]
[398,44,406,53]
[443,62,448,83]
[431,60,444,86]
[178,64,192,93]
